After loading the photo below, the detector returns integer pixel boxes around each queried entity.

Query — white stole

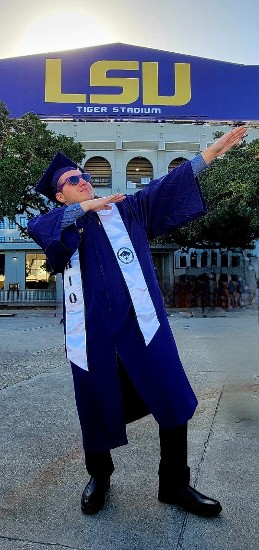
[98,205,160,345]
[63,206,160,371]
[63,249,88,371]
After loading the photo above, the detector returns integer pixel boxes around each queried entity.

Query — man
[28,126,246,518]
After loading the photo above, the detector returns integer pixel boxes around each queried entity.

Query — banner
[0,43,258,120]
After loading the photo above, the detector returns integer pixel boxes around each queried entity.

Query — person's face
[55,169,94,205]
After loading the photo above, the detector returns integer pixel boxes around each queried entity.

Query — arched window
[168,157,188,172]
[126,157,153,188]
[83,156,112,187]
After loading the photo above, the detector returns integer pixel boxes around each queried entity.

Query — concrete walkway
[0,309,258,549]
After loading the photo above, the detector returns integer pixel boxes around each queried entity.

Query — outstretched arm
[80,193,126,212]
[61,193,126,230]
[201,126,247,165]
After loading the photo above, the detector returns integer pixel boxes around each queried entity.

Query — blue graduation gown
[28,161,207,453]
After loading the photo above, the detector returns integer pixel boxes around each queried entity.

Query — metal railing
[0,289,56,304]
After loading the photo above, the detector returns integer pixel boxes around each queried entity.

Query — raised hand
[80,193,126,213]
[201,126,247,164]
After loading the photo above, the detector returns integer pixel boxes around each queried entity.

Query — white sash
[63,248,88,370]
[98,205,160,345]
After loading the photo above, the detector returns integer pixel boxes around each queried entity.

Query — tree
[0,101,85,228]
[156,134,259,250]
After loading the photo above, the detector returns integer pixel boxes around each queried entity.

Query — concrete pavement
[0,308,258,549]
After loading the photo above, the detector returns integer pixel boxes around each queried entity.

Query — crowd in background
[163,274,256,311]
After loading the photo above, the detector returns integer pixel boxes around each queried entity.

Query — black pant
[158,423,190,488]
[85,422,190,489]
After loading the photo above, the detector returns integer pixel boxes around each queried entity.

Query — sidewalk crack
[0,534,80,550]
[175,386,224,549]
[193,386,224,489]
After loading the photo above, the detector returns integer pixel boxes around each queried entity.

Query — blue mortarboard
[35,151,81,202]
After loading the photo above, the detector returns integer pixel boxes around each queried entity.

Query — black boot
[158,424,222,517]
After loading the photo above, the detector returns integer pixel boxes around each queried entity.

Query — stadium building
[0,44,258,307]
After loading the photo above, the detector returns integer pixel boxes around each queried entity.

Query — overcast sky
[0,0,258,64]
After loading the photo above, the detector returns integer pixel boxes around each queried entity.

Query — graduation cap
[35,151,81,202]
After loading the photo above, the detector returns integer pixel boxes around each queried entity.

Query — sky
[0,0,258,65]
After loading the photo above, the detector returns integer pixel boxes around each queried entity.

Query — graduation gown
[28,161,207,453]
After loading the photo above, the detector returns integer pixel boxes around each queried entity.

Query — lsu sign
[0,43,258,120]
[45,59,191,106]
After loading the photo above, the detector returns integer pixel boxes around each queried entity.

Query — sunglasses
[57,173,91,192]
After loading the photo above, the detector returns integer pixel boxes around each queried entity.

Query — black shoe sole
[81,504,104,515]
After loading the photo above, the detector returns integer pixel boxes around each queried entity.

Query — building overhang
[0,42,258,122]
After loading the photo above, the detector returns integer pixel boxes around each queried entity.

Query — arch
[168,157,188,172]
[83,156,112,187]
[126,156,153,188]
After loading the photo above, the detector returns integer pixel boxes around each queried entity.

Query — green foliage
[0,101,85,225]
[156,137,259,250]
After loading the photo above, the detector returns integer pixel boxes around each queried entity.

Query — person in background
[228,278,235,308]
